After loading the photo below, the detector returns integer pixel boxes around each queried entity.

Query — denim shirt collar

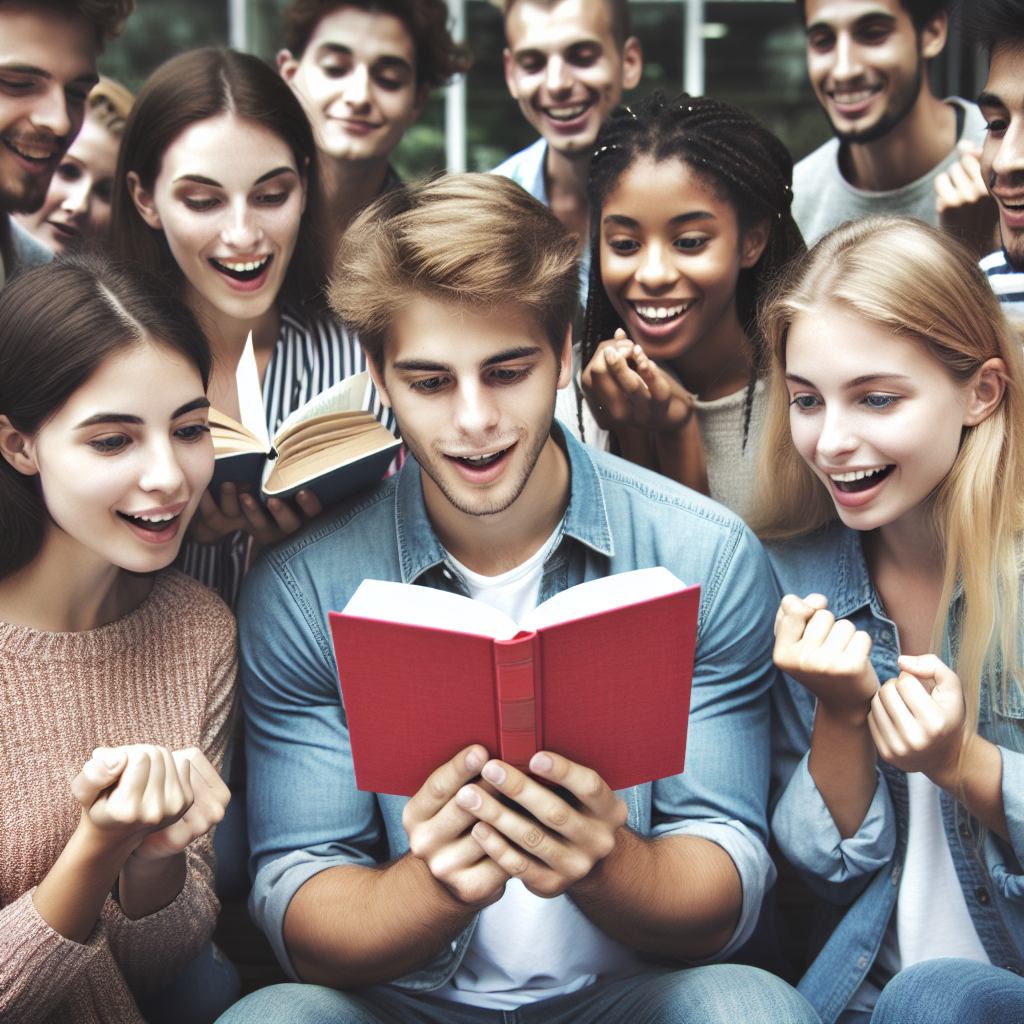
[394,422,615,585]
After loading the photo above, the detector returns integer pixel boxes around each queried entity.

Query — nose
[634,240,679,291]
[138,436,186,498]
[814,404,859,462]
[832,31,862,82]
[61,176,91,218]
[343,64,371,109]
[30,83,74,139]
[452,377,501,439]
[544,55,573,97]
[220,196,262,252]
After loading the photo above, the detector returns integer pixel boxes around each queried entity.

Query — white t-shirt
[897,772,990,968]
[438,522,647,1009]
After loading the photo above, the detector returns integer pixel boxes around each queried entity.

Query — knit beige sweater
[0,569,238,1024]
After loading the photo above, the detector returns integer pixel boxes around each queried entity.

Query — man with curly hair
[0,0,132,288]
[279,0,470,258]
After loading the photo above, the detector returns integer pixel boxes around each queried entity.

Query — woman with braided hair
[567,89,805,515]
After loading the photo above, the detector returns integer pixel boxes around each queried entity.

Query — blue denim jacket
[767,524,1024,1024]
[238,426,780,988]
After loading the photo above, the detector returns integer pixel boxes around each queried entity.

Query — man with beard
[0,1,131,288]
[791,0,987,245]
[221,175,818,1024]
[973,0,1024,328]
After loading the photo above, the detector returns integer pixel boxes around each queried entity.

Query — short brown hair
[503,0,631,49]
[283,0,471,89]
[330,173,581,367]
[87,75,134,138]
[0,0,135,44]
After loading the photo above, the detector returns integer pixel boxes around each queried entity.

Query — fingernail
[530,752,553,773]
[456,787,482,810]
[465,750,482,772]
[482,762,506,785]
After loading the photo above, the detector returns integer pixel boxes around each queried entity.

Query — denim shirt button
[857,956,868,969]
[881,630,894,643]
[977,887,992,906]
[891,863,902,885]
[442,569,452,580]
[1006,966,1022,976]
[960,823,972,839]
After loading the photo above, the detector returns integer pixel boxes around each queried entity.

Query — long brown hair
[748,217,1024,730]
[110,48,329,309]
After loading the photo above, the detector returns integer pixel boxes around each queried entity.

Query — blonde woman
[748,217,1024,1024]
[14,77,133,252]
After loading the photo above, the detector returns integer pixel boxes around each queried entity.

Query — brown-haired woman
[0,252,237,1024]
[110,47,397,610]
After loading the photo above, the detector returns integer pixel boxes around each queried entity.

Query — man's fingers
[405,745,489,825]
[218,482,243,520]
[528,751,622,819]
[470,821,562,895]
[263,496,303,536]
[294,489,323,518]
[947,159,986,202]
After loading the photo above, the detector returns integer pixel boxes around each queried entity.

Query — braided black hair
[578,89,806,447]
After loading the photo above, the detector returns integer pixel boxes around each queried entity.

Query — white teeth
[635,303,688,320]
[547,104,587,121]
[216,256,269,272]
[136,512,176,523]
[829,468,887,482]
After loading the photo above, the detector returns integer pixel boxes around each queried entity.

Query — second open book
[330,567,700,797]
[209,334,401,507]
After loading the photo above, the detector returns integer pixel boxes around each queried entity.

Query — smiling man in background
[493,0,641,244]
[0,0,131,288]
[278,0,470,260]
[791,0,987,246]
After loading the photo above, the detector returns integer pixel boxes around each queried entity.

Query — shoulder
[951,97,989,146]
[7,217,53,276]
[491,138,546,182]
[981,250,1012,275]
[793,139,840,184]
[148,569,237,644]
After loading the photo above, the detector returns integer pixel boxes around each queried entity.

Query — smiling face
[13,115,118,252]
[0,6,98,215]
[600,156,766,364]
[128,114,306,325]
[785,303,978,531]
[279,5,426,166]
[504,0,641,158]
[979,43,1024,271]
[803,0,943,144]
[371,294,571,518]
[7,341,213,573]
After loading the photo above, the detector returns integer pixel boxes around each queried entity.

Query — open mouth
[47,219,80,238]
[543,101,593,123]
[116,509,182,531]
[209,254,272,281]
[2,136,58,165]
[829,465,894,492]
[629,300,695,326]
[453,445,513,469]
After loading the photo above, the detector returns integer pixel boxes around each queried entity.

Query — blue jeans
[138,941,241,1024]
[870,959,1024,1023]
[215,966,820,1024]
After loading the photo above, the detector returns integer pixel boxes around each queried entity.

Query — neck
[544,143,591,239]
[322,153,391,255]
[0,525,153,632]
[668,299,753,401]
[423,433,571,576]
[864,501,944,580]
[840,83,957,193]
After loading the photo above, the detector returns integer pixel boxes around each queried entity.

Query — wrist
[925,735,967,794]
[75,812,144,864]
[815,698,873,731]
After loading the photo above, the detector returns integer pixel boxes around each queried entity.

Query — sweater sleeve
[104,605,239,995]
[0,889,108,1023]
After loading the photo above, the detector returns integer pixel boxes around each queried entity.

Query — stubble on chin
[830,65,922,147]
[1001,224,1024,272]
[0,168,49,215]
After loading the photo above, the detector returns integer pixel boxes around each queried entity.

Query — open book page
[273,371,371,443]
[342,579,518,639]
[236,332,271,452]
[520,567,685,632]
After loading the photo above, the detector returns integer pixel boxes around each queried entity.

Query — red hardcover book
[328,568,700,797]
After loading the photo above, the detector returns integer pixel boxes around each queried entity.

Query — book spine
[493,631,540,771]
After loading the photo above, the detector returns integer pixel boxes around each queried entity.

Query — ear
[364,348,392,409]
[920,10,948,61]
[556,323,573,391]
[278,49,299,81]
[0,416,39,477]
[126,171,162,231]
[962,357,1007,427]
[621,37,643,92]
[503,48,519,100]
[739,217,772,269]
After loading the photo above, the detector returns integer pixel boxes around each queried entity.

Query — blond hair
[329,174,581,367]
[87,75,133,138]
[748,217,1024,730]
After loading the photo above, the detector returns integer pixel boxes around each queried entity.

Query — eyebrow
[604,211,715,228]
[75,397,210,428]
[977,91,1007,109]
[392,346,544,373]
[174,167,296,187]
[0,62,98,86]
[786,373,911,390]
[806,11,896,33]
[317,43,413,72]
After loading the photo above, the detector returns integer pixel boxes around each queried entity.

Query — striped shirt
[177,304,399,609]
[981,250,1024,330]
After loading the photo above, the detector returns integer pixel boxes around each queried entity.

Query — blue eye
[864,394,897,409]
[789,394,820,410]
[89,435,130,453]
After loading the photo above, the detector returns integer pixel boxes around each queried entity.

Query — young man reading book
[223,175,817,1024]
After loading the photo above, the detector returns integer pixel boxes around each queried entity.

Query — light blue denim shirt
[238,425,780,989]
[491,138,591,303]
[767,524,1024,1024]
